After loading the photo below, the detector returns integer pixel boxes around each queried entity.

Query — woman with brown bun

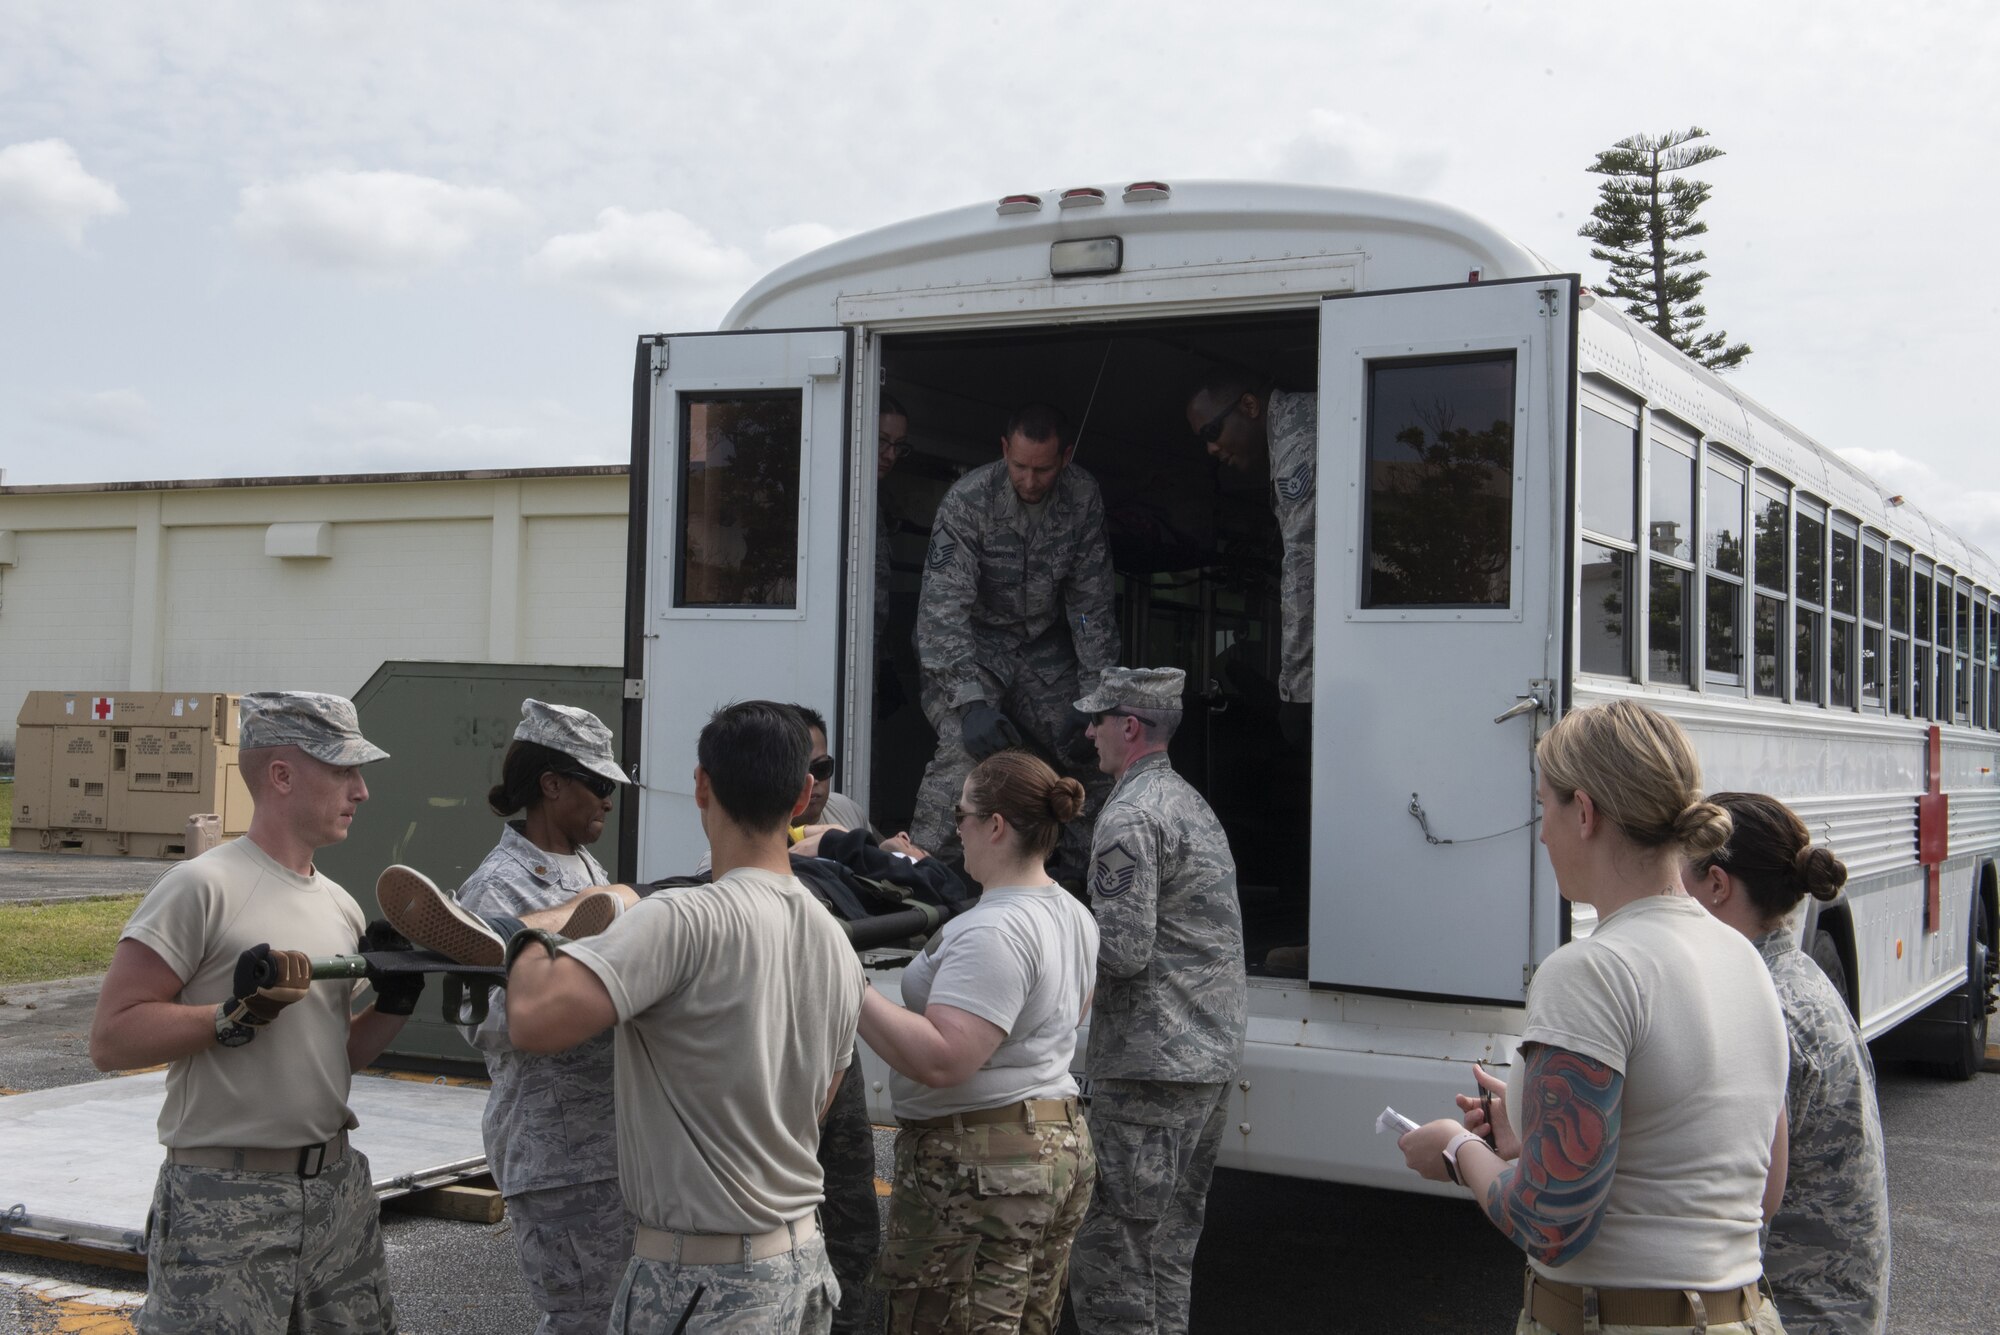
[1684,793,1890,1335]
[1398,700,1791,1335]
[859,751,1099,1335]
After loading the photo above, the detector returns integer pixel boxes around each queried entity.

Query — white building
[0,467,629,752]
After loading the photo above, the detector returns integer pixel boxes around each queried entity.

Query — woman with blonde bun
[1685,793,1889,1335]
[1399,700,1790,1335]
[859,750,1099,1334]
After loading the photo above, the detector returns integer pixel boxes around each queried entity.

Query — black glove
[360,920,425,1017]
[960,701,1024,760]
[229,943,312,1024]
[1279,699,1313,750]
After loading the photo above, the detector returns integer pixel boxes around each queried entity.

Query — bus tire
[1809,928,1852,1018]
[1935,894,1992,1082]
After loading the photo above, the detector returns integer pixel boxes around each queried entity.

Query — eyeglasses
[808,755,836,782]
[879,432,913,460]
[952,803,991,826]
[1194,399,1242,445]
[558,769,618,799]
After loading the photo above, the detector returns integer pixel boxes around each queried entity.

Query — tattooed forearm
[1481,1044,1622,1266]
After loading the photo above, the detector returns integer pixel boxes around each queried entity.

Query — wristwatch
[1441,1129,1482,1185]
[214,1000,258,1048]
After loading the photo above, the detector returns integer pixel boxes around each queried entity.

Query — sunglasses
[809,755,836,782]
[1195,399,1242,445]
[952,803,991,826]
[558,769,618,799]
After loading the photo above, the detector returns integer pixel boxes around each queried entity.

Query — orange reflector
[1896,939,1904,959]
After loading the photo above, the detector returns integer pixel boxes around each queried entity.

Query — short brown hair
[1536,700,1730,857]
[963,751,1086,859]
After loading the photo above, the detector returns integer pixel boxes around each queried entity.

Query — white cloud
[1839,447,2000,555]
[1263,111,1450,196]
[528,206,761,314]
[0,139,126,243]
[37,387,158,438]
[234,170,522,274]
[762,222,847,265]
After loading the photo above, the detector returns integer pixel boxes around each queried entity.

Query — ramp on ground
[0,1070,488,1264]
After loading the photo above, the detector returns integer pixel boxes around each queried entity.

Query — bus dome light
[1123,181,1171,202]
[997,194,1043,216]
[1058,187,1107,209]
[1049,235,1122,277]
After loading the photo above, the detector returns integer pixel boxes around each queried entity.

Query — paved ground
[0,850,171,904]
[3,964,1995,1333]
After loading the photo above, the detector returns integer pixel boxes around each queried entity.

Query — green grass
[0,777,11,846]
[0,895,139,986]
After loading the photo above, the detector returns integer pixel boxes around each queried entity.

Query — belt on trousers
[634,1214,818,1266]
[900,1096,1080,1131]
[1525,1267,1761,1334]
[166,1129,349,1178]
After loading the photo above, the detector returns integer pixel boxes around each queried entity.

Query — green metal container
[317,660,628,1064]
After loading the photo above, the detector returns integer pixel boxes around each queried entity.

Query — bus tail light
[1058,187,1106,209]
[1123,181,1171,202]
[997,194,1042,215]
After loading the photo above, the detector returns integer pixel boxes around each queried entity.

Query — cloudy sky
[4,1,1997,544]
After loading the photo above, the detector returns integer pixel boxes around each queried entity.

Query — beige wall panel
[160,520,495,698]
[0,529,136,749]
[520,514,628,665]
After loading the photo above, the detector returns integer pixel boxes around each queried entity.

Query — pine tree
[1579,127,1751,372]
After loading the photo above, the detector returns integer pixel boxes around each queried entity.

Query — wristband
[1441,1129,1482,1186]
[214,1001,258,1048]
[503,926,573,971]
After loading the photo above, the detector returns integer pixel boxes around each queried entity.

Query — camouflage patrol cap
[1073,666,1186,715]
[238,691,390,765]
[515,699,628,786]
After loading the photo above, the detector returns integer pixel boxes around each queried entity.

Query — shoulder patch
[1092,841,1139,899]
[926,535,958,571]
[1275,457,1315,503]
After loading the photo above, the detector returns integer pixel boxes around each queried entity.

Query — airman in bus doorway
[875,395,914,716]
[911,402,1118,879]
[1184,369,1316,748]
[1067,667,1247,1335]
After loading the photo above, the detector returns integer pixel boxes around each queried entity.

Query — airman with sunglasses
[1184,369,1318,748]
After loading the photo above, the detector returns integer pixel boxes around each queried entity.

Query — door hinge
[1536,284,1561,316]
[623,678,645,699]
[1523,962,1536,990]
[651,341,669,378]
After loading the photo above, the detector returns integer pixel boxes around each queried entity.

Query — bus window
[1914,558,1933,718]
[1752,480,1789,698]
[1360,352,1515,608]
[1830,520,1857,708]
[1973,589,1988,728]
[1954,585,1973,722]
[1581,542,1631,675]
[1648,431,1696,686]
[1703,456,1747,682]
[1859,535,1885,708]
[673,392,804,608]
[1795,503,1826,705]
[1890,549,1912,715]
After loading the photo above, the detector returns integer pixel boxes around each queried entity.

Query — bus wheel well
[1806,903,1858,1019]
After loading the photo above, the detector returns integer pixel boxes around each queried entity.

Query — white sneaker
[376,865,506,967]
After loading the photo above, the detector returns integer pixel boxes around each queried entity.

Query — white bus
[616,181,1998,1192]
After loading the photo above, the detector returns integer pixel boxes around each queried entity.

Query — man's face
[877,412,910,481]
[291,753,369,849]
[1084,711,1135,777]
[1001,430,1069,505]
[1187,390,1266,472]
[804,725,832,823]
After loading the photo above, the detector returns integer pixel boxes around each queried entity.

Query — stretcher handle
[840,900,965,952]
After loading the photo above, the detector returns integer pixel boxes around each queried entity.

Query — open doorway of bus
[867,311,1319,977]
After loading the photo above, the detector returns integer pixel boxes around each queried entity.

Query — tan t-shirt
[1514,893,1786,1290]
[562,867,865,1233]
[119,837,367,1149]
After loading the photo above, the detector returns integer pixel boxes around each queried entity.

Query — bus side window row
[1576,393,2000,730]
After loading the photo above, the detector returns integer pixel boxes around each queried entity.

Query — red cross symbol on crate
[1917,724,1949,934]
[92,696,115,721]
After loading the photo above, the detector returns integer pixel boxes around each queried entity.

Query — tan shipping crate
[12,692,250,859]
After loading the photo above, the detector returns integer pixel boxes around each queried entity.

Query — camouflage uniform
[874,1112,1096,1334]
[459,822,633,1335]
[1266,389,1317,705]
[819,1050,883,1335]
[1756,929,1890,1335]
[1067,680,1246,1335]
[912,459,1118,868]
[610,1236,841,1335]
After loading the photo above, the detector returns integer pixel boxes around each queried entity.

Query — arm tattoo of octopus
[1482,1044,1623,1266]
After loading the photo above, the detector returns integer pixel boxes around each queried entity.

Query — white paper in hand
[1376,1105,1419,1135]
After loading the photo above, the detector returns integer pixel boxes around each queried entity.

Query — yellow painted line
[0,1271,140,1332]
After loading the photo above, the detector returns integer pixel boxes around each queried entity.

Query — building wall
[0,471,629,751]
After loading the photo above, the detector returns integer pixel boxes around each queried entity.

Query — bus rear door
[1311,277,1575,1002]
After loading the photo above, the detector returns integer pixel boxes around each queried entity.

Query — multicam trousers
[609,1235,840,1334]
[138,1148,395,1334]
[508,1177,634,1335]
[820,1052,883,1334]
[1069,1079,1230,1335]
[872,1107,1096,1335]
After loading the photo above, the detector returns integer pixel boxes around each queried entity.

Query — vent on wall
[266,522,333,559]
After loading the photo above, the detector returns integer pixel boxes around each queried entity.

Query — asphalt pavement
[2,961,1994,1334]
[0,850,171,904]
